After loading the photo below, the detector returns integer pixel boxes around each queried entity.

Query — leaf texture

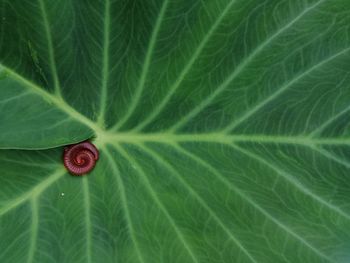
[1,0,350,262]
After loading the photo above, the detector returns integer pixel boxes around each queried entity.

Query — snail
[63,141,99,175]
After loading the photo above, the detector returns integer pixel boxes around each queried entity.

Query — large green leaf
[1,0,350,262]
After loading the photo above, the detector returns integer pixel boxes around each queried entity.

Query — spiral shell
[63,141,99,175]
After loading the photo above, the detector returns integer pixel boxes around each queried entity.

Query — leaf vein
[232,144,350,221]
[111,0,171,131]
[38,0,61,97]
[134,143,259,263]
[174,143,336,263]
[104,148,146,263]
[27,198,39,263]
[0,168,65,217]
[168,0,327,132]
[82,178,92,263]
[131,0,240,132]
[113,144,200,263]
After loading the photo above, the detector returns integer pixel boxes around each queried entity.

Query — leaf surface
[1,0,350,262]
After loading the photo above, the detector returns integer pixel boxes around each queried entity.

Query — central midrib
[98,132,350,146]
[3,65,348,148]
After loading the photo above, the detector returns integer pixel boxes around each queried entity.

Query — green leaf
[1,0,350,262]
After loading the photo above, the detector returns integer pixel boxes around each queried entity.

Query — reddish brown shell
[63,141,99,176]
